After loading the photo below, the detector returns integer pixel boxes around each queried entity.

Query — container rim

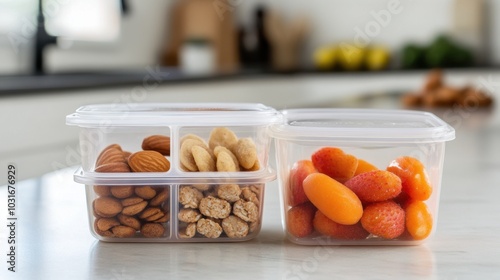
[66,103,282,127]
[73,167,277,185]
[269,108,456,143]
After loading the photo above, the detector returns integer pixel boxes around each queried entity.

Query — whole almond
[121,196,144,207]
[94,219,114,237]
[149,188,170,206]
[110,186,134,199]
[94,197,123,217]
[154,214,170,223]
[96,148,126,166]
[95,162,131,173]
[141,223,165,238]
[142,135,171,156]
[122,201,148,216]
[96,217,120,231]
[112,225,136,238]
[128,151,170,172]
[117,214,141,231]
[93,185,111,197]
[139,207,163,220]
[134,186,157,200]
[96,144,122,165]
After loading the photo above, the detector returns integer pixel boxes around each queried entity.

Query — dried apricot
[353,159,378,176]
[387,156,432,201]
[405,200,433,240]
[303,173,363,225]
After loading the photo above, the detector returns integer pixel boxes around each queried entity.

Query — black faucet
[34,0,57,74]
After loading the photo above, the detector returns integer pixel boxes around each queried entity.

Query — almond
[94,197,123,217]
[96,148,126,166]
[128,151,170,172]
[122,201,148,216]
[95,162,131,173]
[111,225,136,238]
[142,135,171,156]
[96,217,120,231]
[117,214,141,231]
[141,223,165,238]
[110,186,134,199]
[134,186,157,200]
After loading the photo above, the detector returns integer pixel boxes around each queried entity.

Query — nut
[199,196,231,219]
[244,160,260,172]
[213,146,240,171]
[181,134,207,146]
[216,151,238,172]
[139,207,164,220]
[222,215,249,238]
[135,186,157,200]
[93,185,111,197]
[96,144,122,165]
[96,217,120,231]
[121,196,144,207]
[192,145,216,172]
[95,162,131,173]
[196,218,223,238]
[110,186,134,199]
[180,139,211,172]
[94,219,114,237]
[94,197,123,217]
[117,214,141,231]
[141,223,165,238]
[122,201,148,216]
[153,214,170,223]
[128,151,170,172]
[142,135,171,156]
[112,225,136,238]
[230,138,258,170]
[149,188,169,206]
[96,147,126,167]
[209,127,238,150]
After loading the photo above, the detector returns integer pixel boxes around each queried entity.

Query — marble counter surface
[1,107,500,280]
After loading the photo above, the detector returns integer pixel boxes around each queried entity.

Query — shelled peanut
[177,184,262,239]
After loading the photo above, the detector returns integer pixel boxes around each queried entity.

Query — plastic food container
[270,109,455,245]
[66,103,280,242]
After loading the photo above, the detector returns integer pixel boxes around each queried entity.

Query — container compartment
[175,183,264,241]
[87,184,172,241]
[270,109,455,245]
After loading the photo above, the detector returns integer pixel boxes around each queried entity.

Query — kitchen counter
[1,105,499,279]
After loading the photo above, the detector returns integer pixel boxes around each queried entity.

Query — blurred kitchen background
[0,0,498,181]
[0,0,498,74]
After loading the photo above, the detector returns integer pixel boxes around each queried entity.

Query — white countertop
[1,103,500,279]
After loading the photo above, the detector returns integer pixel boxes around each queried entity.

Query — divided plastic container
[269,109,455,245]
[66,103,281,242]
[68,104,455,245]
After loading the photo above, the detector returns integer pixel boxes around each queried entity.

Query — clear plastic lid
[66,103,281,127]
[269,109,455,143]
[73,167,277,185]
